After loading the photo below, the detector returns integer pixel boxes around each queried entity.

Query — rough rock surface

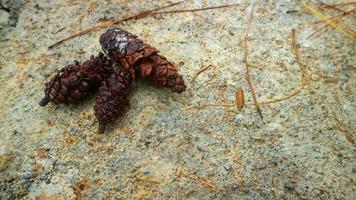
[0,0,355,199]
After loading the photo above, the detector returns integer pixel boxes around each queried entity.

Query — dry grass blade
[48,1,186,49]
[243,3,263,120]
[191,65,212,88]
[301,1,356,40]
[235,88,245,111]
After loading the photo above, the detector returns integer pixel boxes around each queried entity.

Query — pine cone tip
[98,123,106,133]
[39,97,49,107]
[99,27,125,53]
[173,75,186,93]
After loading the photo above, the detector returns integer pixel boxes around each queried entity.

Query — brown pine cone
[100,27,186,93]
[39,53,114,106]
[94,68,131,133]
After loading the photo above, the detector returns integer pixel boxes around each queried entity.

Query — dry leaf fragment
[235,88,245,111]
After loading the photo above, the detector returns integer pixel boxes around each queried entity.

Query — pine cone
[94,68,131,133]
[39,53,114,106]
[100,27,186,93]
[39,62,88,106]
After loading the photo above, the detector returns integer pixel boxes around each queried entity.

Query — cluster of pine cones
[40,27,186,133]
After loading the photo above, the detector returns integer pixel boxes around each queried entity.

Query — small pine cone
[39,53,114,106]
[100,27,186,93]
[39,62,90,106]
[99,27,158,81]
[94,68,131,133]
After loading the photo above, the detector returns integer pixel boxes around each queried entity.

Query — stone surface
[0,9,9,26]
[0,0,355,199]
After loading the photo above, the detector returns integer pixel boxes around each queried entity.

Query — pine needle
[315,0,347,13]
[260,29,306,105]
[333,112,355,146]
[320,1,356,8]
[153,3,243,14]
[191,65,213,88]
[183,103,234,111]
[243,3,263,120]
[176,170,216,190]
[307,7,356,39]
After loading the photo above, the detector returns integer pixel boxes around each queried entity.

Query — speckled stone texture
[0,0,355,199]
